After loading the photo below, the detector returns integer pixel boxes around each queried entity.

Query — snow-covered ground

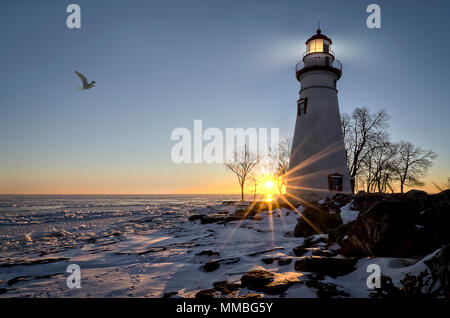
[340,203,360,225]
[0,195,435,297]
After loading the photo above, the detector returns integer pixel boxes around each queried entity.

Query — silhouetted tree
[274,137,292,195]
[341,107,389,193]
[224,145,259,201]
[361,141,399,193]
[248,173,259,201]
[396,141,436,193]
[342,107,437,193]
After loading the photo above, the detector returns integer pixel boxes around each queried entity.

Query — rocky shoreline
[188,190,450,298]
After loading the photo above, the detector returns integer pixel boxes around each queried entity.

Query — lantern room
[305,29,332,55]
[295,28,342,81]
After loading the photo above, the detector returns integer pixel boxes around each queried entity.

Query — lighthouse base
[286,164,352,204]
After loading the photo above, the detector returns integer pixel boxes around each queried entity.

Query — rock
[188,214,203,221]
[338,200,424,258]
[188,214,226,224]
[200,215,227,224]
[196,250,219,257]
[23,234,32,242]
[261,257,279,265]
[318,194,353,211]
[431,189,450,202]
[312,249,336,257]
[293,246,308,256]
[240,270,275,291]
[162,291,178,298]
[85,237,97,244]
[202,260,220,272]
[352,192,386,212]
[293,204,342,237]
[263,280,296,295]
[417,198,450,255]
[406,189,428,200]
[295,256,357,277]
[195,289,218,298]
[241,270,302,295]
[278,258,292,266]
[254,272,303,295]
[305,280,349,298]
[213,281,240,295]
[425,244,450,297]
[326,222,354,243]
[329,190,450,258]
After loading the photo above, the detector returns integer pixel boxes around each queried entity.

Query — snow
[0,195,440,298]
[340,202,360,224]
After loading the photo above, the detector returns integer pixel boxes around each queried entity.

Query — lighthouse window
[328,174,343,191]
[297,98,307,116]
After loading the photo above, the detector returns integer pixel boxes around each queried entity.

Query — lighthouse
[287,29,352,202]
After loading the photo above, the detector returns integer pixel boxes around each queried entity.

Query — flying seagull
[75,71,96,90]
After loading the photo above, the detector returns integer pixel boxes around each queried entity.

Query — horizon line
[0,193,248,196]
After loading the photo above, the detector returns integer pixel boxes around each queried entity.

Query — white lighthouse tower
[287,29,351,202]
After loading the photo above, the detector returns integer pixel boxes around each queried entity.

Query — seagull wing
[75,71,88,86]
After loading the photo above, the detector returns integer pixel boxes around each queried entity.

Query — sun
[265,180,274,189]
[257,174,279,202]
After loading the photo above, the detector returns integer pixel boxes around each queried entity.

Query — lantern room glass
[307,39,330,54]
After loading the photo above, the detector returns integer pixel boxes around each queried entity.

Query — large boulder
[336,190,450,258]
[241,270,302,295]
[293,204,342,237]
[338,200,423,258]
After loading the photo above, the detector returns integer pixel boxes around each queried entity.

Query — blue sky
[0,0,449,193]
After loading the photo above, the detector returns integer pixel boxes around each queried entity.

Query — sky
[0,0,449,194]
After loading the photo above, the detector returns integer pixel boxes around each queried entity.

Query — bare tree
[248,174,259,201]
[361,141,399,193]
[224,145,259,201]
[274,137,292,195]
[341,107,389,193]
[432,177,450,192]
[376,143,400,193]
[396,141,436,193]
